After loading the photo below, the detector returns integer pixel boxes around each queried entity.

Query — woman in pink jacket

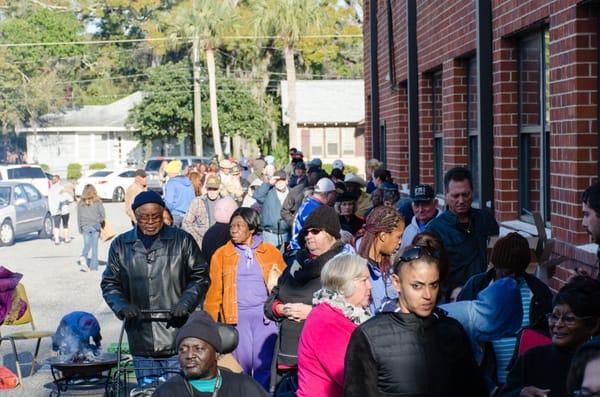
[297,255,373,397]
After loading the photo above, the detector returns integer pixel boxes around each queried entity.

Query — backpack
[0,366,18,389]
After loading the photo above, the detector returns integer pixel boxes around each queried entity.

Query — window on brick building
[432,70,443,194]
[518,30,550,222]
[379,120,387,166]
[466,56,481,208]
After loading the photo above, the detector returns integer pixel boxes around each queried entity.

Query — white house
[281,80,365,174]
[17,92,193,174]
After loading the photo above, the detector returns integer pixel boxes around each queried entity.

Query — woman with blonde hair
[188,171,203,197]
[297,255,372,397]
[77,184,105,271]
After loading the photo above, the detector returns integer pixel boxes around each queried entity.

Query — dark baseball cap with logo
[411,184,435,202]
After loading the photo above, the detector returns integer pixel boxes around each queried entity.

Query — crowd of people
[92,147,600,396]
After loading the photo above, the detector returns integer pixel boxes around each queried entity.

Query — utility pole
[192,0,203,157]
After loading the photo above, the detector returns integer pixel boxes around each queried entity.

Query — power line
[0,34,362,49]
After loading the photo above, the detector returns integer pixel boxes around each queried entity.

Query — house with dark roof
[281,80,365,174]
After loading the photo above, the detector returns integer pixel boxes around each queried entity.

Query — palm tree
[253,0,323,150]
[169,0,236,159]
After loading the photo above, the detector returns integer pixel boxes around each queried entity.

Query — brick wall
[363,0,600,285]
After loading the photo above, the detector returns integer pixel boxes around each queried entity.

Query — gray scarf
[312,288,372,325]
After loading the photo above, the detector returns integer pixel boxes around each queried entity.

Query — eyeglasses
[546,312,593,326]
[399,245,440,263]
[573,390,600,397]
[137,214,163,223]
[302,228,323,236]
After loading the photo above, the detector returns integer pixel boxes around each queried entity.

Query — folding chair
[0,283,54,383]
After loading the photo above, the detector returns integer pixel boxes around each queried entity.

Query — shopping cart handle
[140,309,171,314]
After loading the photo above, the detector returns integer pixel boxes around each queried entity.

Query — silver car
[0,181,53,246]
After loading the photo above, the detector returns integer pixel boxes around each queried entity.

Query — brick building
[363,0,600,288]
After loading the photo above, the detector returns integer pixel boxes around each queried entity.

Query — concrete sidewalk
[0,202,132,396]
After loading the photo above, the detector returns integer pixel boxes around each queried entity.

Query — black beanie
[303,205,341,239]
[132,190,165,211]
[175,311,222,352]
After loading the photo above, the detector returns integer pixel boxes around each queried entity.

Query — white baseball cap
[314,178,336,193]
[332,159,344,170]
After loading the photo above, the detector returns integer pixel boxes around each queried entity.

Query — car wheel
[0,220,15,246]
[38,213,53,239]
[113,187,125,202]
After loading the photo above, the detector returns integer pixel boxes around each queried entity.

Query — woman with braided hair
[357,205,405,314]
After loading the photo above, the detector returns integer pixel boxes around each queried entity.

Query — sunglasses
[302,228,323,236]
[399,245,440,263]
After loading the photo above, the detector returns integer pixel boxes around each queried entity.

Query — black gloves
[119,304,141,320]
[167,302,189,328]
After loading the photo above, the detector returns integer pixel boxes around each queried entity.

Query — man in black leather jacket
[101,191,209,383]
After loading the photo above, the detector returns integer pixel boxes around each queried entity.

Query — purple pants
[233,307,278,390]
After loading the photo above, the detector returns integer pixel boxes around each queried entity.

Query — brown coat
[205,240,286,324]
[124,181,146,223]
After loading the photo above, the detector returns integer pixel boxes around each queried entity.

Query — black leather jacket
[344,308,488,397]
[101,225,210,357]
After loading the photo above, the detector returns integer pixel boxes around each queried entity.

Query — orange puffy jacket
[205,240,286,324]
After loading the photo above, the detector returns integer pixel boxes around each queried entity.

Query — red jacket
[297,303,357,397]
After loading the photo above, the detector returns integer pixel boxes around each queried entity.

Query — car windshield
[89,171,112,177]
[0,187,10,206]
[7,167,45,179]
[145,160,167,172]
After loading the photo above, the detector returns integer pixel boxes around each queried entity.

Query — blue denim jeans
[262,230,289,251]
[81,228,99,270]
[132,355,179,387]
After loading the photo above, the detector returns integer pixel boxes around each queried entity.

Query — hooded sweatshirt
[439,277,523,362]
[164,176,196,216]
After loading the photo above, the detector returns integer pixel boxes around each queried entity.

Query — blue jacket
[254,182,290,235]
[425,208,499,290]
[163,176,196,216]
[439,277,523,362]
[290,196,322,250]
[367,259,398,314]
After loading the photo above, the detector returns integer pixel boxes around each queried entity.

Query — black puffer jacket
[264,241,346,367]
[101,225,210,357]
[344,308,488,397]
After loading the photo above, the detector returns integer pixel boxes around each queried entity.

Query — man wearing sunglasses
[425,167,499,299]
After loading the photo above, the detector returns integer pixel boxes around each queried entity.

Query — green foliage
[201,78,270,145]
[89,162,107,170]
[127,61,194,142]
[39,164,49,171]
[273,140,290,170]
[67,163,82,180]
[322,163,359,175]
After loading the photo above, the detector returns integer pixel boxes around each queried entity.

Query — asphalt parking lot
[0,202,132,396]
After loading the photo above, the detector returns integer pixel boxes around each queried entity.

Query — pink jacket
[297,302,357,397]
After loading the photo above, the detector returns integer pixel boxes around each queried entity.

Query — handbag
[267,264,282,293]
[274,371,298,397]
[100,220,117,242]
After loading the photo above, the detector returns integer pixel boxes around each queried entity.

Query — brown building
[364,0,600,288]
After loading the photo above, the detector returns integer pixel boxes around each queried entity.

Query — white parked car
[0,181,53,246]
[0,164,51,196]
[75,169,137,202]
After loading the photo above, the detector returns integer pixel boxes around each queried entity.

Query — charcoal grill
[46,352,123,396]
